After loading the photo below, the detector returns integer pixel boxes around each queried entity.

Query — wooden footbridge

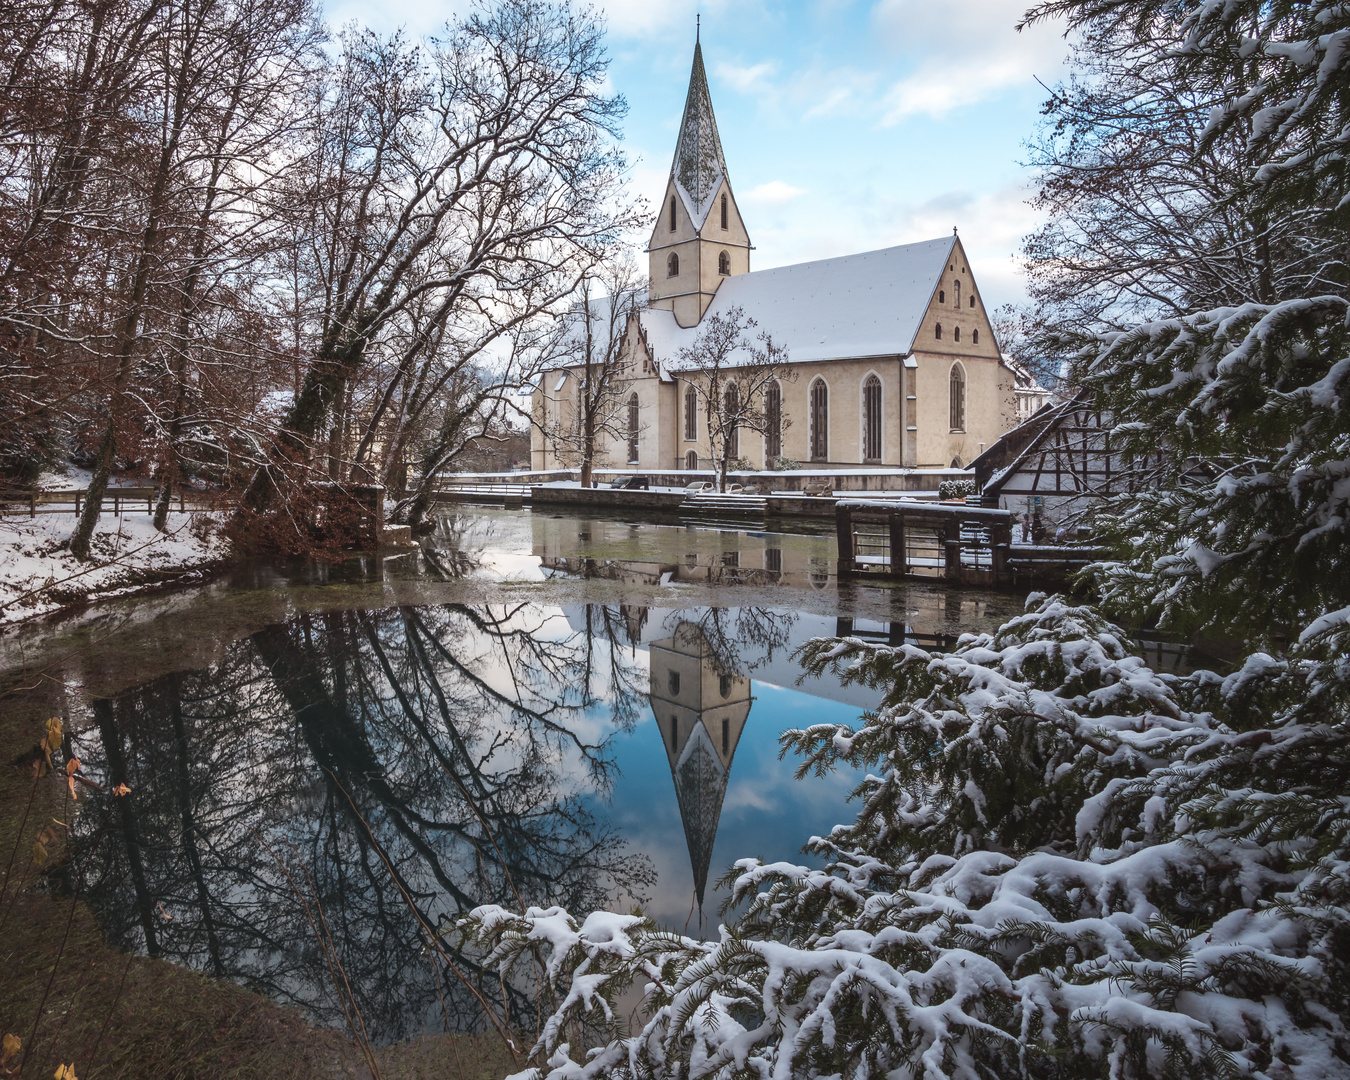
[835,499,1103,587]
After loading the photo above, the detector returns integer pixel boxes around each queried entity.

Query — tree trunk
[92,697,160,956]
[70,52,188,560]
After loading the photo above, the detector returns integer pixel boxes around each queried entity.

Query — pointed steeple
[647,36,750,326]
[670,41,728,230]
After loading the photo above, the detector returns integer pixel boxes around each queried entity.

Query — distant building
[532,40,1017,474]
[1004,355,1051,423]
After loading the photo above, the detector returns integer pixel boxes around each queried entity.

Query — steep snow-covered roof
[670,42,728,230]
[641,235,958,367]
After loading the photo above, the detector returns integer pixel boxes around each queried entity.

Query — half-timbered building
[970,391,1159,536]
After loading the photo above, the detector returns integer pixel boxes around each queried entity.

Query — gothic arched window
[935,323,943,340]
[718,250,731,275]
[969,294,975,308]
[723,382,739,458]
[685,448,698,470]
[720,193,728,229]
[627,393,640,462]
[764,380,782,460]
[938,289,945,304]
[684,384,697,440]
[863,374,882,461]
[667,252,679,277]
[949,365,966,432]
[954,326,961,342]
[810,378,829,461]
[669,195,677,231]
[954,280,961,308]
[972,328,979,344]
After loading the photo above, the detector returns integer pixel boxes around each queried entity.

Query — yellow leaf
[32,839,47,866]
[112,783,130,797]
[45,718,63,753]
[65,758,80,776]
[54,1064,77,1080]
[1,1032,20,1064]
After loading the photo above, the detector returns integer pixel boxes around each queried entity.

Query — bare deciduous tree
[537,258,644,488]
[235,0,638,545]
[675,305,792,493]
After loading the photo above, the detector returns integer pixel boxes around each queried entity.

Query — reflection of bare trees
[421,512,490,579]
[661,607,798,677]
[69,603,654,1042]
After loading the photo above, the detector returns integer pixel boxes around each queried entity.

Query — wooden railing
[836,498,1104,587]
[0,487,210,517]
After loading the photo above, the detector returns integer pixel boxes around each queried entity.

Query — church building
[531,40,1015,473]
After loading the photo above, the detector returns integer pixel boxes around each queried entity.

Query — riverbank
[0,512,228,629]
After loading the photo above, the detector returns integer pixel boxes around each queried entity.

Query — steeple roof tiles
[670,42,728,230]
[641,235,959,367]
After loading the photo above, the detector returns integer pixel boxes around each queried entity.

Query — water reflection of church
[647,623,750,911]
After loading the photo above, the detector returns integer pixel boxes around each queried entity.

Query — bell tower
[647,35,751,328]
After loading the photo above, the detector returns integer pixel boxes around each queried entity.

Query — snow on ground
[35,466,149,491]
[0,511,227,627]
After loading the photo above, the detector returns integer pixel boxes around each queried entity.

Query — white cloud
[749,181,1042,308]
[716,60,777,93]
[597,0,771,42]
[870,0,1067,121]
[745,180,808,204]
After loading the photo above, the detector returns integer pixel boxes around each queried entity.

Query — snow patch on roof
[641,236,957,367]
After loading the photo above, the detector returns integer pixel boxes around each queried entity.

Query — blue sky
[328,0,1070,309]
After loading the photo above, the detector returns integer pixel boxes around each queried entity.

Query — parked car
[609,475,650,490]
[684,481,714,494]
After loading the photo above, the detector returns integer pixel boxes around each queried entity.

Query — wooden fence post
[944,519,962,583]
[991,520,1012,586]
[888,511,906,578]
[835,505,855,578]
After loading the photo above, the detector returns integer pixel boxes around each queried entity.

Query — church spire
[670,39,727,230]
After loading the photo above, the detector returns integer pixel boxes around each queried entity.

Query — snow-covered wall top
[643,235,957,367]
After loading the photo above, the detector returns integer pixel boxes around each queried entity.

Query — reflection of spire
[673,721,726,909]
[649,623,751,912]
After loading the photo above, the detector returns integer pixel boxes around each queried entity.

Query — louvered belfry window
[627,393,640,462]
[684,385,697,440]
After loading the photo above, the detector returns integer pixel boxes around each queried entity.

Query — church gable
[913,237,1001,360]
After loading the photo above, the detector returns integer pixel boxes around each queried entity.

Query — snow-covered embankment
[0,511,227,627]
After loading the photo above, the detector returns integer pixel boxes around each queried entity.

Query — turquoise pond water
[1,506,1022,1040]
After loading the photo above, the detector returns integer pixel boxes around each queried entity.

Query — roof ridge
[734,235,956,277]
